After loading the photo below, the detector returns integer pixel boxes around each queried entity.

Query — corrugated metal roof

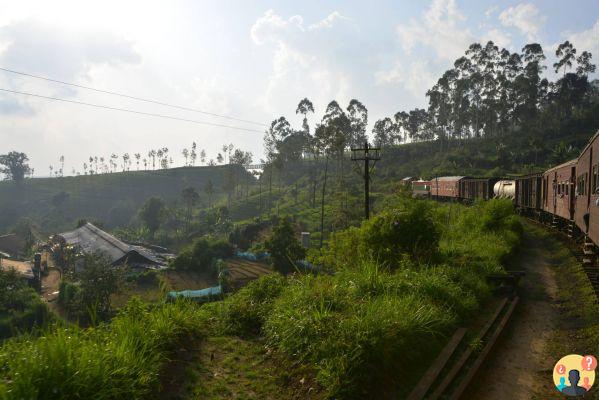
[58,223,163,267]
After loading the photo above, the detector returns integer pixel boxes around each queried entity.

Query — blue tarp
[235,250,269,261]
[168,285,222,301]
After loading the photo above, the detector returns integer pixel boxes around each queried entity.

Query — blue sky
[0,0,598,175]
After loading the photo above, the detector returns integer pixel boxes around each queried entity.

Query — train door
[583,146,593,233]
[552,172,557,214]
[569,166,576,219]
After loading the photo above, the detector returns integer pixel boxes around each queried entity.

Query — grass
[194,198,523,399]
[525,223,599,399]
[0,197,524,399]
[0,298,206,399]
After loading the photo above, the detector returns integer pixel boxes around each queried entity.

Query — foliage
[0,269,49,339]
[138,197,166,238]
[0,298,206,399]
[205,273,288,337]
[228,219,270,251]
[264,218,306,275]
[170,236,233,273]
[313,198,440,269]
[59,254,122,321]
[0,152,31,183]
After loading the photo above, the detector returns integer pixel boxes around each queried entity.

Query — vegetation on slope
[0,298,205,399]
[189,197,522,399]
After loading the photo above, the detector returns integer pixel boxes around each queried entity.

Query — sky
[0,0,598,176]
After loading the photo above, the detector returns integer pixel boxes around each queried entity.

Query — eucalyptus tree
[346,99,368,148]
[554,41,577,76]
[182,148,189,166]
[296,97,315,134]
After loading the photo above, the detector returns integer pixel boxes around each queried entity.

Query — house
[54,223,167,269]
[0,234,26,259]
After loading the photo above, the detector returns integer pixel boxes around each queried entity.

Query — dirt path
[466,228,559,399]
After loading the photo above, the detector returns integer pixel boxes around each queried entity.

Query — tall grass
[0,298,205,399]
[213,199,523,398]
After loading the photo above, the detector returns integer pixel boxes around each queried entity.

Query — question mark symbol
[556,364,566,375]
[581,355,597,371]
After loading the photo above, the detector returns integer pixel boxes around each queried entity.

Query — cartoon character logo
[554,354,596,396]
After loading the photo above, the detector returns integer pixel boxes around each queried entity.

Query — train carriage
[543,159,577,222]
[430,176,464,200]
[460,177,501,202]
[575,131,599,239]
[515,173,543,210]
[411,180,431,198]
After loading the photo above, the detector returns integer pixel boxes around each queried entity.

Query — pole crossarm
[350,142,381,220]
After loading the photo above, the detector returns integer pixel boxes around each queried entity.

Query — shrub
[363,200,440,266]
[264,218,306,275]
[209,273,287,337]
[0,269,50,339]
[170,236,233,272]
[57,280,80,308]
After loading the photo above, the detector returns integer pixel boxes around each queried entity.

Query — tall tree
[0,152,31,183]
[204,179,215,208]
[181,186,199,232]
[347,99,368,148]
[554,41,577,76]
[139,197,166,239]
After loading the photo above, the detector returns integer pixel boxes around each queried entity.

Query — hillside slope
[0,165,253,233]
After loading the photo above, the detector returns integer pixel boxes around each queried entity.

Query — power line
[0,66,267,127]
[0,88,265,134]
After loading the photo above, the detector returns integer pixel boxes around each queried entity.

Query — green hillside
[0,165,254,233]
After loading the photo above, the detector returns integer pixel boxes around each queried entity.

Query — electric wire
[0,88,265,134]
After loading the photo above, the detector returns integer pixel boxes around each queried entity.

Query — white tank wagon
[493,180,515,199]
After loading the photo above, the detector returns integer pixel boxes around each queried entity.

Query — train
[410,130,599,259]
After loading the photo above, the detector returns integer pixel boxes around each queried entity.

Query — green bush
[315,199,440,270]
[208,274,287,337]
[170,236,234,272]
[0,269,50,339]
[264,218,306,275]
[57,280,80,308]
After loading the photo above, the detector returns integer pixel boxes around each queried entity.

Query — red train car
[430,176,464,199]
[542,159,576,221]
[515,173,543,210]
[411,180,431,198]
[575,131,599,238]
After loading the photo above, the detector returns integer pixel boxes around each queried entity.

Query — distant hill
[0,165,253,233]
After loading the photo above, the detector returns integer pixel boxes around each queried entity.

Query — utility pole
[351,141,381,219]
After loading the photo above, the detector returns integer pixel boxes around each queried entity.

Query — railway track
[407,295,519,400]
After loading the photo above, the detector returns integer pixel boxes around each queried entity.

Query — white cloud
[396,0,474,61]
[564,19,599,61]
[375,60,436,98]
[485,5,499,19]
[483,28,511,49]
[250,10,362,119]
[498,3,546,41]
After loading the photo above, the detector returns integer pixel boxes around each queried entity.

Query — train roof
[578,129,599,158]
[434,176,465,181]
[544,158,577,174]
